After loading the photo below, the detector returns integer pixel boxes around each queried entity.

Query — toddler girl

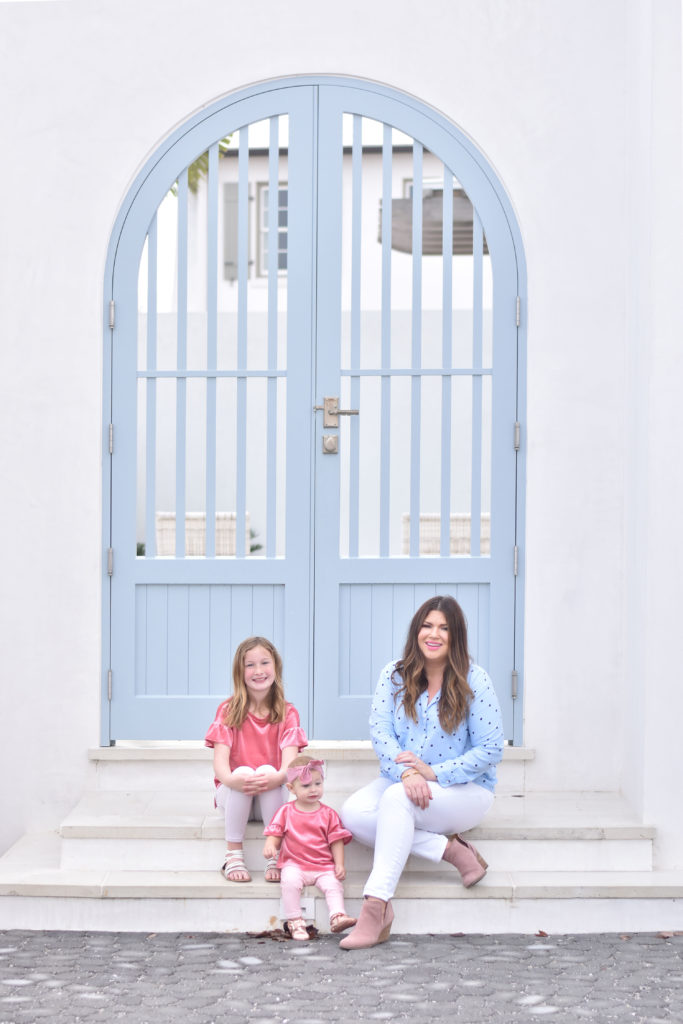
[263,755,357,940]
[204,636,307,883]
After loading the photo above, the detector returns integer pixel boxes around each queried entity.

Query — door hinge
[511,670,518,700]
[513,545,519,576]
[107,548,113,576]
[109,300,115,329]
[514,421,521,451]
[107,669,112,701]
[109,423,114,454]
[515,296,521,327]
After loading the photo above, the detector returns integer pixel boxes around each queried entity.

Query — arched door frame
[101,75,527,744]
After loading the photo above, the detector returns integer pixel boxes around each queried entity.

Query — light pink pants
[215,765,286,843]
[280,864,347,921]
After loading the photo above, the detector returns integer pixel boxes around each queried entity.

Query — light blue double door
[106,80,523,743]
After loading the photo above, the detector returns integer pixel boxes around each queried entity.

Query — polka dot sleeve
[369,662,406,784]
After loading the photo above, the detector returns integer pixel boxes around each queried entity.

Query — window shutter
[379,189,488,255]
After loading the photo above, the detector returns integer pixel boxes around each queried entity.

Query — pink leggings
[280,864,347,921]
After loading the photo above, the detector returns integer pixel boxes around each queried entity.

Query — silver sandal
[220,850,252,883]
[264,857,281,882]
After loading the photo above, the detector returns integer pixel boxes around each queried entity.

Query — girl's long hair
[393,595,473,733]
[224,636,286,728]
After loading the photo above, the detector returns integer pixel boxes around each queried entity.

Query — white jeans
[215,764,286,843]
[341,776,494,901]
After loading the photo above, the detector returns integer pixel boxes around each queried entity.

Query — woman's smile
[417,611,449,665]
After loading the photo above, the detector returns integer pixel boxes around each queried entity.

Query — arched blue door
[103,78,525,743]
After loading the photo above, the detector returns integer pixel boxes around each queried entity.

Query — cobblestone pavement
[1,930,682,1023]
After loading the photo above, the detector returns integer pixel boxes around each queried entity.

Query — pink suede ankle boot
[442,834,488,887]
[339,897,394,949]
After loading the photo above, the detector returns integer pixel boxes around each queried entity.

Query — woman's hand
[395,751,438,782]
[400,770,432,809]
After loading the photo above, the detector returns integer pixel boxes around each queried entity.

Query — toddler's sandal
[220,850,252,883]
[264,857,280,883]
[286,918,310,941]
[329,912,357,933]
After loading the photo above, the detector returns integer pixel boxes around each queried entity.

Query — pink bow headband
[286,759,325,783]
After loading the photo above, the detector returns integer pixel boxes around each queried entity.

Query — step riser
[2,894,682,934]
[3,742,674,937]
[91,760,528,795]
[60,837,653,873]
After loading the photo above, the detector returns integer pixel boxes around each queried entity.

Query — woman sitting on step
[339,594,504,949]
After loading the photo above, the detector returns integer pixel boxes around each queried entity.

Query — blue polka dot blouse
[369,661,504,793]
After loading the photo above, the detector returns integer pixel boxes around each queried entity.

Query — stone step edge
[89,743,535,763]
[59,820,657,841]
[2,869,683,901]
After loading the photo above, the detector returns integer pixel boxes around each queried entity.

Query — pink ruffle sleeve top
[204,700,307,787]
[264,802,352,872]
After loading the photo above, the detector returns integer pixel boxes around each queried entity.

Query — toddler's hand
[334,864,346,881]
[263,840,278,861]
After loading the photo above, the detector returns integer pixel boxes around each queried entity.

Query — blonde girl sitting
[204,636,307,883]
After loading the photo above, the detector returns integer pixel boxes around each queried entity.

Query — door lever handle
[314,396,359,428]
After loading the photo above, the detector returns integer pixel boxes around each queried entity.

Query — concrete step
[0,743,672,934]
[87,741,535,795]
[58,790,655,873]
[0,833,682,935]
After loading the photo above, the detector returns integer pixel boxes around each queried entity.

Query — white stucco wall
[1,0,681,863]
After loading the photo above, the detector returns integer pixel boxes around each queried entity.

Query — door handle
[313,396,359,428]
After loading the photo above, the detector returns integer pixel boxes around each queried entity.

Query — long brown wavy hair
[393,595,473,733]
[223,636,287,728]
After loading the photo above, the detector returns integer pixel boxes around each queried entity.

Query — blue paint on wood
[104,78,525,743]
[205,145,218,558]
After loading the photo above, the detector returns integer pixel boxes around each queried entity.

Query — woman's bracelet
[401,768,421,781]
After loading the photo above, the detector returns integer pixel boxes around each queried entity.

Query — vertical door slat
[145,215,158,557]
[349,114,363,557]
[167,586,189,693]
[209,587,231,693]
[135,587,147,691]
[175,169,189,557]
[471,211,484,556]
[338,586,351,695]
[409,143,423,557]
[440,171,454,557]
[379,124,392,558]
[267,375,278,558]
[266,116,280,558]
[188,586,210,693]
[205,144,219,557]
[235,130,250,559]
[145,586,168,695]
